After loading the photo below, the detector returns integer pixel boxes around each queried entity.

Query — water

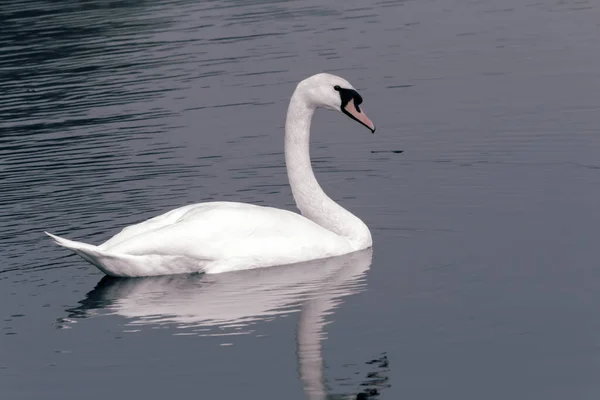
[1,0,600,398]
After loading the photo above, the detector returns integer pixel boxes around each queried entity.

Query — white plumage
[46,73,375,277]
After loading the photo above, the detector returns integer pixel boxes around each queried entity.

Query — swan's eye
[333,85,341,91]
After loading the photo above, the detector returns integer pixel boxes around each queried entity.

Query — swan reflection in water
[61,249,390,399]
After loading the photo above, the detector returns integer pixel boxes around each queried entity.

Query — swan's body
[48,202,355,276]
[46,73,376,277]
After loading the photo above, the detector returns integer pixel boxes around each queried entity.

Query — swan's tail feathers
[45,232,98,253]
[45,231,203,278]
[45,231,115,275]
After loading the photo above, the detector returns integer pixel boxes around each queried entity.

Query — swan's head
[297,73,376,133]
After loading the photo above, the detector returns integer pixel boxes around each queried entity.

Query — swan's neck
[284,90,371,250]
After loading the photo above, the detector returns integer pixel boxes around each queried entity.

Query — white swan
[46,73,376,277]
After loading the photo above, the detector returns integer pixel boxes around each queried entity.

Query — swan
[45,73,376,277]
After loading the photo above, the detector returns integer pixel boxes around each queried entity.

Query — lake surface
[2,0,600,398]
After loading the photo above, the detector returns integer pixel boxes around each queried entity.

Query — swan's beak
[343,100,376,133]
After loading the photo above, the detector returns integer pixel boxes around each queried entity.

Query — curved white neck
[284,89,372,249]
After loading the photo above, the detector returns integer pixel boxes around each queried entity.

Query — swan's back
[99,202,353,274]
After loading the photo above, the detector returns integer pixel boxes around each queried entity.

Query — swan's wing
[100,203,201,249]
[101,202,350,267]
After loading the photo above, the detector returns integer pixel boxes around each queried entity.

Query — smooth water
[2,0,600,398]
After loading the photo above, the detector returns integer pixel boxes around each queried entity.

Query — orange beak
[343,99,376,133]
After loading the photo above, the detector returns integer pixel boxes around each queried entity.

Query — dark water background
[2,0,600,398]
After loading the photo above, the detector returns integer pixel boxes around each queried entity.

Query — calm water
[2,0,600,398]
